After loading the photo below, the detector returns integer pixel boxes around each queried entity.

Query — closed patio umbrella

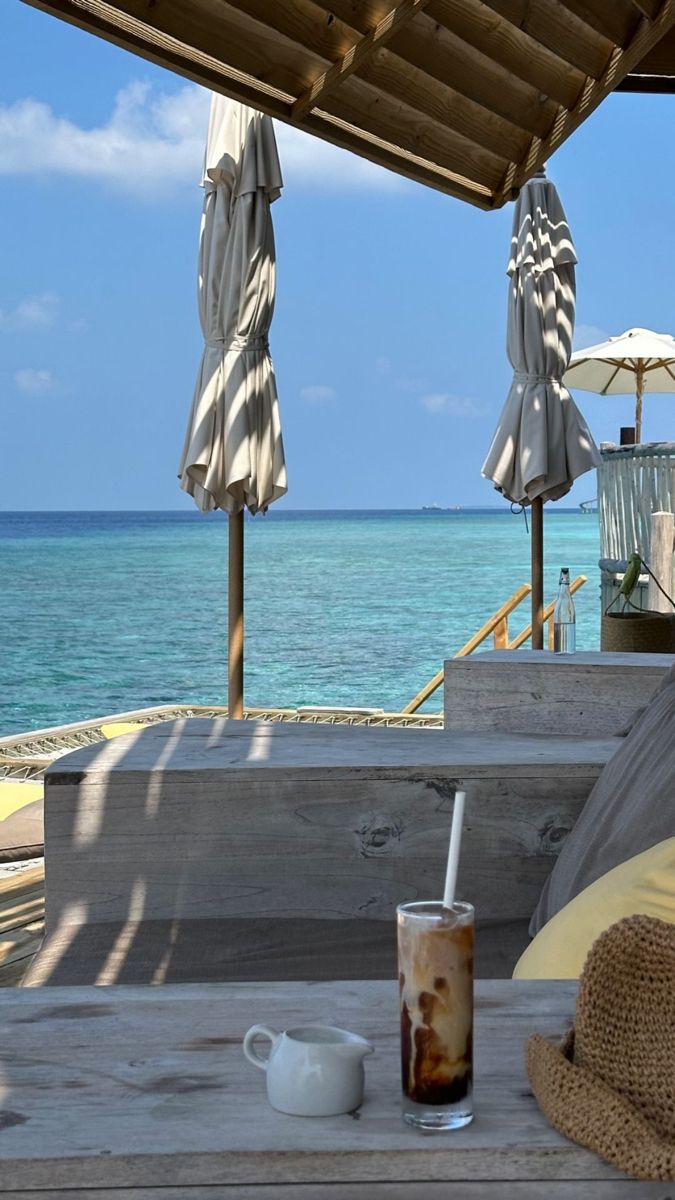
[564,327,675,444]
[482,169,600,648]
[179,96,287,716]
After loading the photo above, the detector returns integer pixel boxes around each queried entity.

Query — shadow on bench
[24,719,619,985]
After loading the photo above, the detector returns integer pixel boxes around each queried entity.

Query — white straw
[442,790,466,911]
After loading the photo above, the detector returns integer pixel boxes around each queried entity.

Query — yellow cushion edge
[514,837,675,981]
[0,781,44,821]
[100,722,145,739]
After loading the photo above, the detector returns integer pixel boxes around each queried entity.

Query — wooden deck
[0,863,44,986]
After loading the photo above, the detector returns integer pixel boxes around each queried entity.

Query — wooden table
[0,980,664,1197]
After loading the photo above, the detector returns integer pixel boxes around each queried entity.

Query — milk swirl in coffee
[397,901,474,1126]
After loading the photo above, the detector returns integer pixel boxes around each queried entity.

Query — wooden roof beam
[227,0,531,161]
[478,0,616,79]
[310,0,564,130]
[292,0,432,119]
[495,0,675,204]
[20,0,298,113]
[618,73,675,90]
[556,0,641,48]
[321,76,510,188]
[629,0,662,17]
[626,22,675,71]
[308,106,494,206]
[426,0,586,108]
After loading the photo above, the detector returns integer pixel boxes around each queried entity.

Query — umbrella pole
[228,510,244,719]
[635,364,644,444]
[531,497,544,650]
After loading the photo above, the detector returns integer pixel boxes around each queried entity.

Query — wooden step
[0,863,45,986]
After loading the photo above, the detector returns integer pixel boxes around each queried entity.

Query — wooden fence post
[493,616,509,649]
[647,511,675,613]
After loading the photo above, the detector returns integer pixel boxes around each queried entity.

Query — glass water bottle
[553,568,576,654]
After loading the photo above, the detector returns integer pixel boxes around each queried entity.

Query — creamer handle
[243,1024,279,1070]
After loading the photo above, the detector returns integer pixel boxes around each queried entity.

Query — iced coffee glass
[397,900,474,1130]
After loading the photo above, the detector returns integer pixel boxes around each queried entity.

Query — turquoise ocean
[0,510,602,737]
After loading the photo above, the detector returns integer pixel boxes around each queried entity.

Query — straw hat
[526,914,675,1180]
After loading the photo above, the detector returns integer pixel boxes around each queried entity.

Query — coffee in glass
[397,900,474,1130]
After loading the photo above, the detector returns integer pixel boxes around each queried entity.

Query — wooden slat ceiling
[21,0,675,208]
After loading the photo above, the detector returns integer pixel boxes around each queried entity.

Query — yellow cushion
[100,722,144,739]
[514,838,675,980]
[0,781,44,822]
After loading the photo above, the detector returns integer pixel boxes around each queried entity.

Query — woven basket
[601,609,675,653]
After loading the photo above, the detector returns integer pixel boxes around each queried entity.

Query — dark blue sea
[0,509,601,736]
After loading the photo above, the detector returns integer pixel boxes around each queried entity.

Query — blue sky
[1,2,674,510]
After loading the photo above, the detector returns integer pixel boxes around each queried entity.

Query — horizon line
[0,505,592,514]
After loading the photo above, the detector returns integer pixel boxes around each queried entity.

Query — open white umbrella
[482,169,600,647]
[179,96,287,716]
[564,327,675,444]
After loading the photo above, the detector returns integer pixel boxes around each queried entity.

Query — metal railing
[402,575,587,715]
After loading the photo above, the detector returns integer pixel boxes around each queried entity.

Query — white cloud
[419,392,489,418]
[0,83,206,200]
[14,368,56,395]
[574,324,609,351]
[0,292,60,332]
[0,82,408,200]
[300,384,337,404]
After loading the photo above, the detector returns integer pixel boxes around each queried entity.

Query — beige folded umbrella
[564,327,675,444]
[179,96,287,716]
[482,169,600,647]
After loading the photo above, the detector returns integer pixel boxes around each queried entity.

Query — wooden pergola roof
[22,0,675,209]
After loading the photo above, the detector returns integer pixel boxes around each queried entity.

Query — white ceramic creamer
[243,1023,374,1116]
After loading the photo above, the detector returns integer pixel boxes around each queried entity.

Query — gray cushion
[616,658,675,735]
[530,664,675,935]
[0,798,44,862]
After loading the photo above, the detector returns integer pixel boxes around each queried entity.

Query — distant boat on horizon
[421,503,462,512]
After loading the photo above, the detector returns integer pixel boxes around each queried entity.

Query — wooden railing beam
[402,575,588,715]
[402,582,531,713]
[493,615,509,649]
[509,575,587,651]
[454,583,531,659]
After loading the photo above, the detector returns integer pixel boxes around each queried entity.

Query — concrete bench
[25,719,618,985]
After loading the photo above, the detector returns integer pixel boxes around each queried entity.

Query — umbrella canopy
[178,96,287,514]
[178,96,287,719]
[482,170,600,506]
[564,327,675,443]
[482,169,600,648]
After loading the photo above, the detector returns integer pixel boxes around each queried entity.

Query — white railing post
[647,511,675,613]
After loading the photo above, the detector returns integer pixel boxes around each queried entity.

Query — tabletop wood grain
[0,980,664,1195]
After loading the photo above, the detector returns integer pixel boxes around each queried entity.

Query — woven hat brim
[526,1033,675,1181]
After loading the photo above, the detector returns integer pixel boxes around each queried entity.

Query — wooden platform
[0,863,44,986]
